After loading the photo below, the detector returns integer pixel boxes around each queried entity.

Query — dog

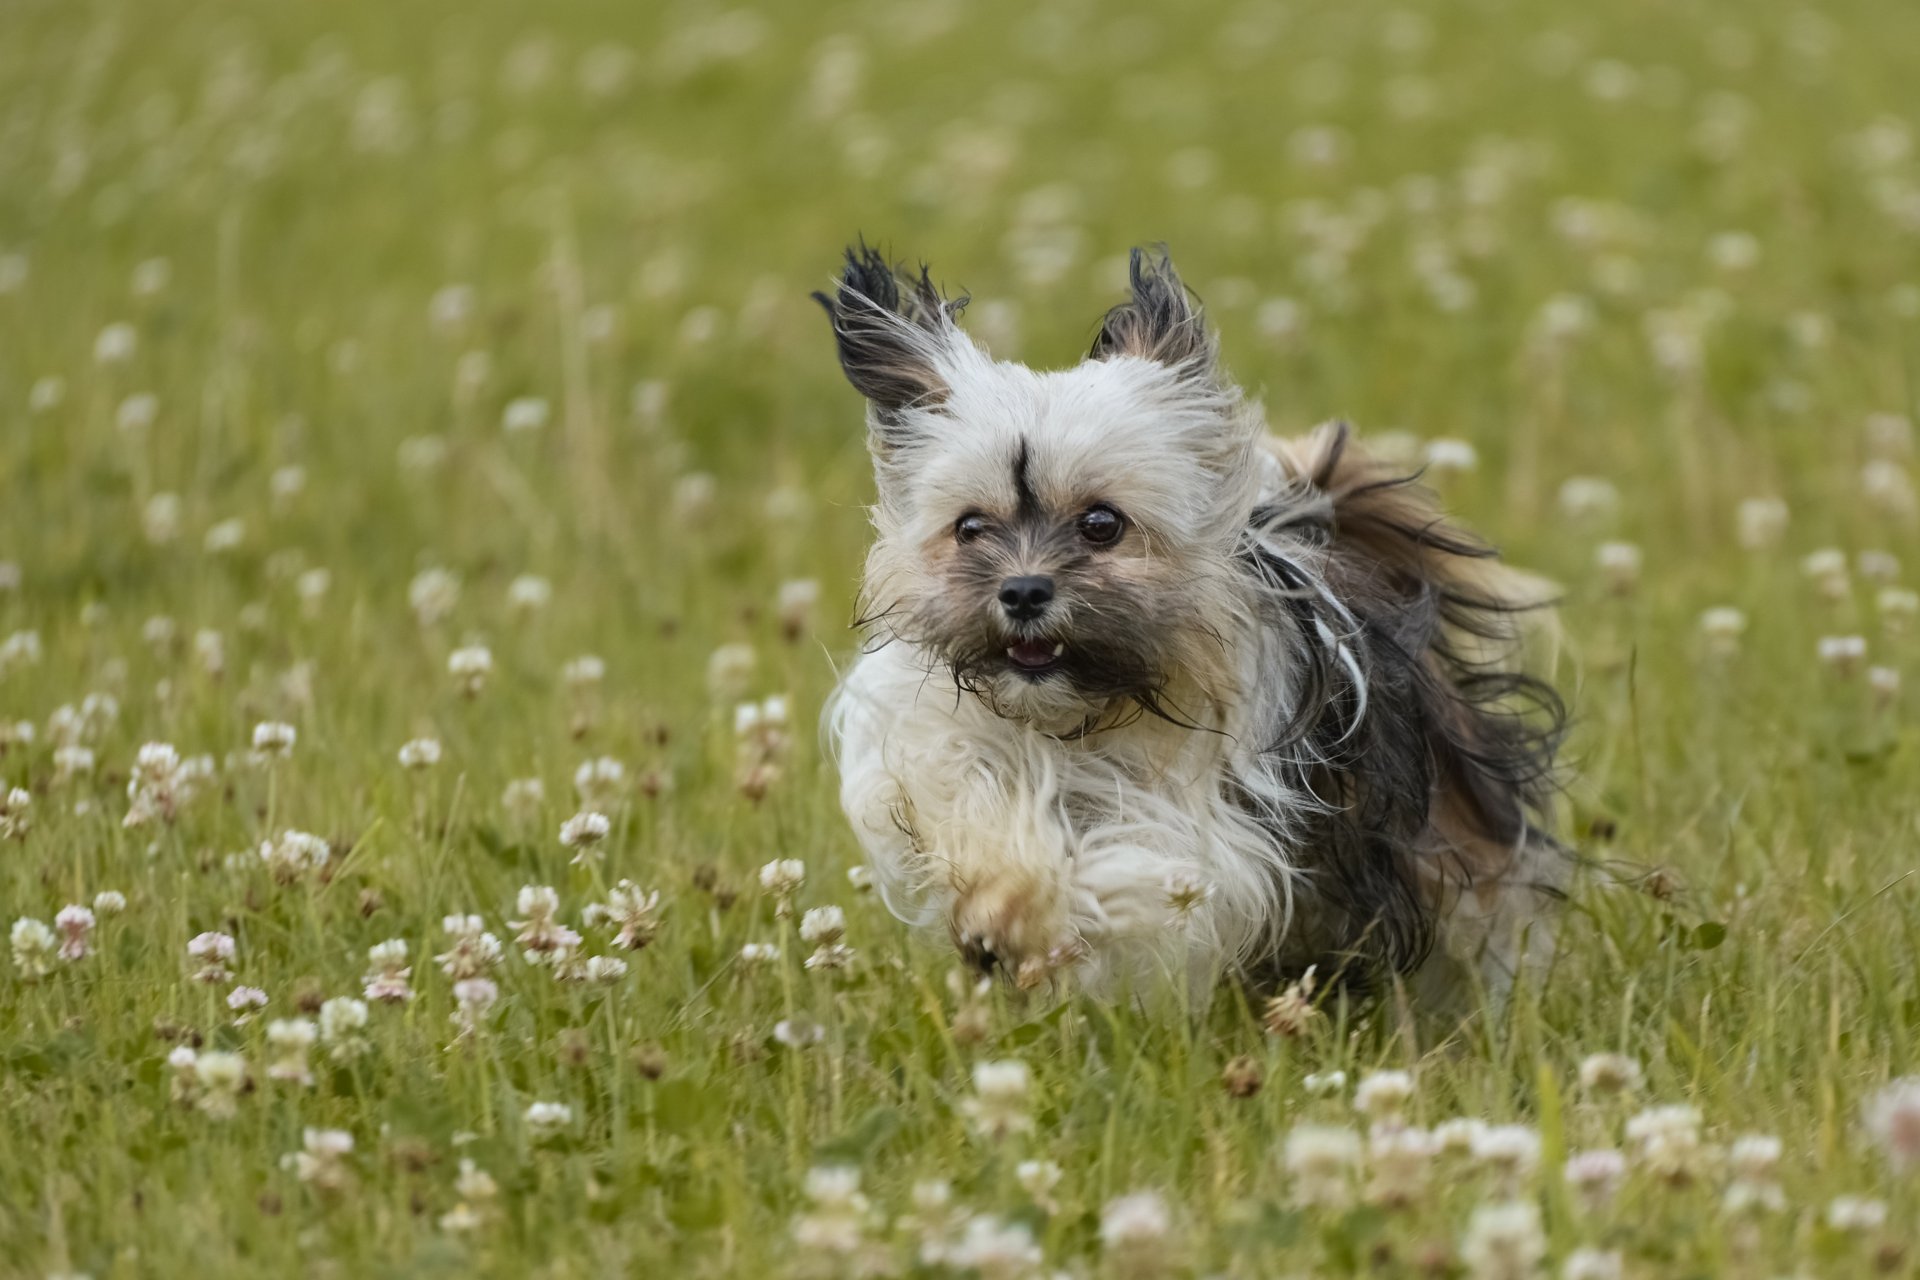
[818,244,1567,1005]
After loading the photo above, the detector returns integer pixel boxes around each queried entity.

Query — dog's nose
[998,575,1054,620]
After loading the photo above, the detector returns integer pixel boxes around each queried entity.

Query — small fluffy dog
[819,245,1567,1003]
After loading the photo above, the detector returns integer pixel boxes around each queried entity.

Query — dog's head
[817,244,1265,728]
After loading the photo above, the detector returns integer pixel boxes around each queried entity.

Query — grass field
[4,0,1920,1275]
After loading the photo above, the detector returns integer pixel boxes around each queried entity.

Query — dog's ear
[1089,246,1214,371]
[814,243,968,423]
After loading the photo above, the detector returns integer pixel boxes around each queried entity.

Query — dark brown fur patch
[1089,247,1216,371]
[1243,423,1566,989]
[814,242,968,432]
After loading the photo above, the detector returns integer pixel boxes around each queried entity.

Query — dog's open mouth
[1006,637,1067,675]
[1006,638,1065,673]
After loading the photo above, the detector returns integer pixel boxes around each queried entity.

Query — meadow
[3,0,1920,1274]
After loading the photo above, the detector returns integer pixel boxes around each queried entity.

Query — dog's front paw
[949,874,1078,983]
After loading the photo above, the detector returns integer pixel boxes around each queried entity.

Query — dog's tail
[1254,422,1569,993]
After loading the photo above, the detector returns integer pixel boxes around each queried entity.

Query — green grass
[3,0,1919,1275]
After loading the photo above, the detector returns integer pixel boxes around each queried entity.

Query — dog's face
[818,247,1264,728]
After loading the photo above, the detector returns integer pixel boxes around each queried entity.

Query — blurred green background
[4,0,1920,1275]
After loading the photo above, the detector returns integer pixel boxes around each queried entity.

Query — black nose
[998,575,1054,620]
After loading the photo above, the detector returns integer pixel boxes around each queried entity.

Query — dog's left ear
[813,243,969,428]
[1089,246,1215,372]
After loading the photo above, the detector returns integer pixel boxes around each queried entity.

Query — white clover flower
[116,392,157,432]
[0,630,41,675]
[776,579,821,639]
[1354,1069,1416,1120]
[284,1127,354,1190]
[963,1060,1033,1139]
[94,321,137,363]
[1577,1052,1643,1095]
[572,756,626,806]
[52,744,96,783]
[1562,1247,1623,1280]
[792,1165,872,1256]
[193,1051,247,1119]
[582,954,628,983]
[295,567,332,614]
[1534,293,1596,344]
[759,858,806,897]
[187,931,237,983]
[268,464,306,507]
[505,574,552,614]
[1707,230,1760,271]
[408,568,460,627]
[227,986,269,1020]
[946,1215,1042,1275]
[1015,1159,1062,1203]
[582,880,662,951]
[450,977,499,1038]
[1303,1069,1347,1098]
[501,396,550,433]
[363,938,413,1003]
[448,644,493,695]
[773,1016,825,1049]
[1864,1077,1920,1172]
[194,628,225,677]
[1283,1123,1362,1209]
[51,905,94,961]
[1357,1123,1432,1208]
[1858,549,1902,583]
[706,643,756,702]
[1460,1199,1545,1280]
[202,518,245,554]
[798,905,846,947]
[509,884,569,957]
[523,1100,573,1141]
[1698,607,1747,657]
[437,914,504,979]
[1594,541,1642,594]
[846,865,873,893]
[562,654,605,687]
[1472,1124,1542,1189]
[318,996,370,1060]
[559,810,611,859]
[1423,437,1479,474]
[125,741,197,828]
[1556,476,1620,523]
[429,284,475,332]
[259,830,330,883]
[1827,1195,1889,1232]
[265,1018,318,1086]
[501,777,545,819]
[141,492,182,544]
[1817,634,1868,676]
[10,917,58,978]
[27,376,62,412]
[397,737,443,769]
[0,786,31,840]
[1627,1105,1707,1185]
[1098,1189,1174,1264]
[739,942,780,967]
[251,721,297,756]
[92,890,127,916]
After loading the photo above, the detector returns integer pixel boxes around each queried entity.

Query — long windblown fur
[820,244,1568,1002]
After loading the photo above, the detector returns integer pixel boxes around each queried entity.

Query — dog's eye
[1077,505,1125,546]
[954,512,990,544]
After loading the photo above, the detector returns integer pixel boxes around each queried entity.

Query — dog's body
[820,246,1567,1002]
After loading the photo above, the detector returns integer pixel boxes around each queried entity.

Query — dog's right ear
[813,243,967,425]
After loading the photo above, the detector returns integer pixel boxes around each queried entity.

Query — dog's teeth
[1049,643,1064,657]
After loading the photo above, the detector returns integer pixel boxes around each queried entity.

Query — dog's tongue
[1007,639,1060,669]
